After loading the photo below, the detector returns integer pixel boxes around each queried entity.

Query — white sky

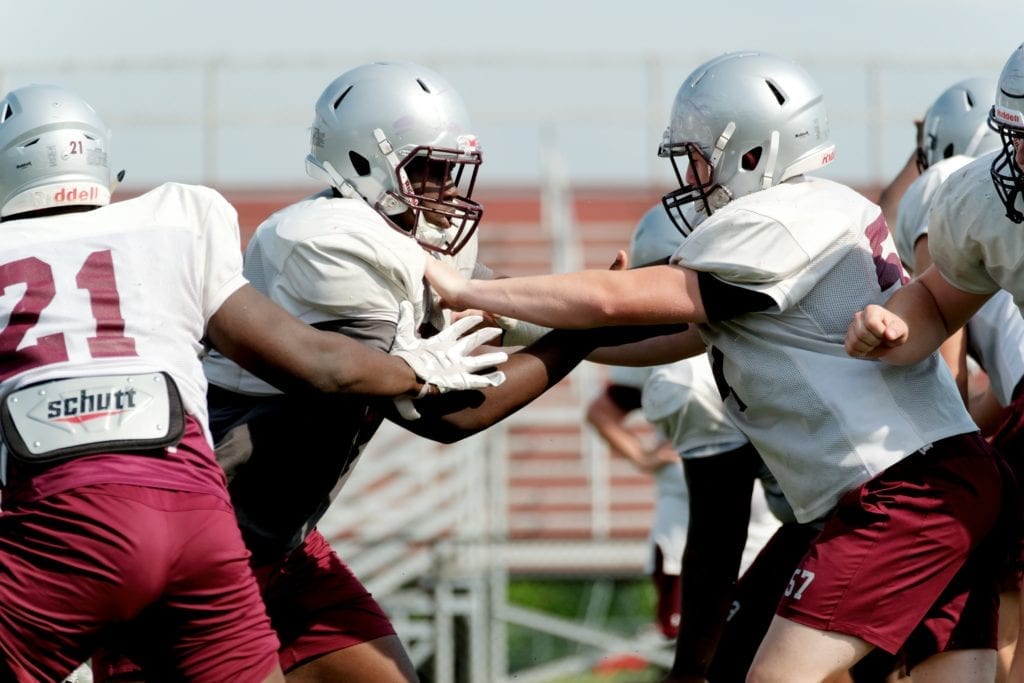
[0,0,1021,189]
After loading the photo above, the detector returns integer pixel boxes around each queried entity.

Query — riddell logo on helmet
[821,149,836,164]
[995,106,1023,124]
[53,186,100,203]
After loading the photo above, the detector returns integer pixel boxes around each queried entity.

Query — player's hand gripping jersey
[673,175,976,522]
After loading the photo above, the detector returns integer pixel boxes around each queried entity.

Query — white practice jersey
[673,175,976,522]
[929,151,1024,300]
[606,363,648,390]
[892,155,973,268]
[639,357,783,572]
[199,190,477,558]
[604,365,689,575]
[203,190,429,394]
[965,294,1024,406]
[0,182,246,438]
[894,155,1024,406]
[641,357,749,459]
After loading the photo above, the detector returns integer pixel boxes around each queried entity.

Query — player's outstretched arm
[389,322,686,443]
[587,326,704,367]
[206,285,502,398]
[425,256,707,329]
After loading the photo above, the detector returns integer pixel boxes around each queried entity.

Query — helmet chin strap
[707,186,733,211]
[963,122,991,157]
[374,127,415,216]
[305,156,361,200]
[709,122,734,168]
[704,121,736,212]
[761,130,780,190]
[111,169,127,194]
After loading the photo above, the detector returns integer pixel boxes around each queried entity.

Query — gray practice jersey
[929,151,1024,302]
[201,190,456,560]
[673,175,976,522]
[894,155,1024,406]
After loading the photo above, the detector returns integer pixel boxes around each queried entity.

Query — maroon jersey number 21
[0,250,138,382]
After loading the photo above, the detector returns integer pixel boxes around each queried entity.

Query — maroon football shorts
[1,483,280,683]
[776,433,1009,663]
[254,528,396,672]
[94,528,395,679]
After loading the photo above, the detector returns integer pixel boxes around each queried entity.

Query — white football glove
[391,301,508,419]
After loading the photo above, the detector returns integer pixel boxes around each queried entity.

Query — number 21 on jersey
[0,250,138,382]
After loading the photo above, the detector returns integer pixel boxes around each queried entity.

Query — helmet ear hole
[742,147,762,170]
[942,143,955,160]
[348,151,371,176]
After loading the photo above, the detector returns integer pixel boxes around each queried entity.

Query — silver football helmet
[917,77,998,172]
[989,43,1024,224]
[0,84,111,218]
[628,203,684,267]
[306,61,483,255]
[659,51,835,234]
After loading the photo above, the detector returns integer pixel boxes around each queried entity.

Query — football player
[617,205,806,683]
[0,83,505,683]
[883,76,1024,681]
[847,43,1024,682]
[93,61,681,682]
[585,204,793,655]
[427,51,1010,681]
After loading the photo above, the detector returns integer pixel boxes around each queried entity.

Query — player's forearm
[586,397,646,465]
[587,327,703,366]
[244,330,421,397]
[313,342,422,396]
[397,327,600,441]
[208,286,421,397]
[397,323,685,441]
[453,271,621,328]
[875,281,962,365]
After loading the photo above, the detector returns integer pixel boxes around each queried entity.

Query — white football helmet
[629,203,684,267]
[306,61,483,255]
[659,51,835,234]
[989,43,1024,224]
[0,84,111,218]
[917,77,998,172]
